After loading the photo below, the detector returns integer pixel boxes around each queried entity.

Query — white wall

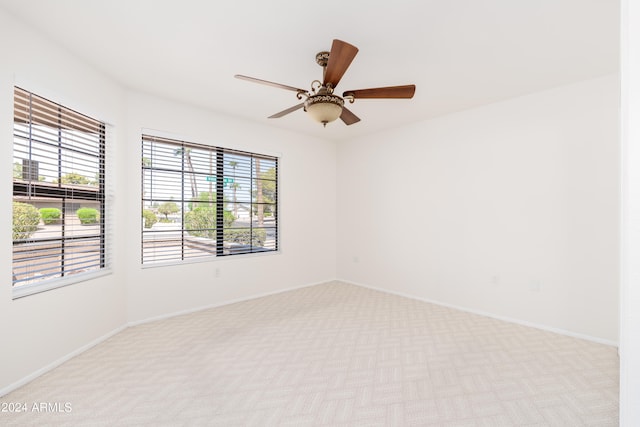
[337,75,619,343]
[0,10,128,392]
[620,0,640,424]
[123,92,337,323]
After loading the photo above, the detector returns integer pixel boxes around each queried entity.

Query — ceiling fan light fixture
[304,94,344,127]
[235,39,415,127]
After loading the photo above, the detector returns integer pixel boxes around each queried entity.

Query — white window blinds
[12,87,107,294]
[142,134,278,264]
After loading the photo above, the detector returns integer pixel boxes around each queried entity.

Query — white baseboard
[338,278,619,348]
[0,325,127,398]
[127,279,333,327]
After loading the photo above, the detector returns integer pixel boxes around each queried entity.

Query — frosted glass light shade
[304,94,344,125]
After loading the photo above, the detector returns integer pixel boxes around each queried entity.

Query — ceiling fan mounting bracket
[315,51,330,67]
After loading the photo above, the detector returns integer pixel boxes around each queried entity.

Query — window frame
[11,87,109,298]
[141,134,279,266]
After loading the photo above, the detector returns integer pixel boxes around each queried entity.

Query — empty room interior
[1,1,639,426]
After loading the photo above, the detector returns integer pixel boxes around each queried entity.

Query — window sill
[141,249,281,269]
[12,269,113,300]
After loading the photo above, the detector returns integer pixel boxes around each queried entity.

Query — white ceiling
[1,0,619,141]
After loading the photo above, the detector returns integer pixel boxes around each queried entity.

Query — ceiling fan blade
[268,103,304,118]
[235,75,306,93]
[323,39,359,88]
[343,85,416,99]
[340,107,361,125]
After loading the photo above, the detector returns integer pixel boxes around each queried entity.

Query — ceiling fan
[235,39,416,127]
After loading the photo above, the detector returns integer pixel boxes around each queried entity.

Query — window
[142,135,278,264]
[12,87,107,296]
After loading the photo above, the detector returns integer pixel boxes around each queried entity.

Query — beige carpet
[0,281,619,426]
